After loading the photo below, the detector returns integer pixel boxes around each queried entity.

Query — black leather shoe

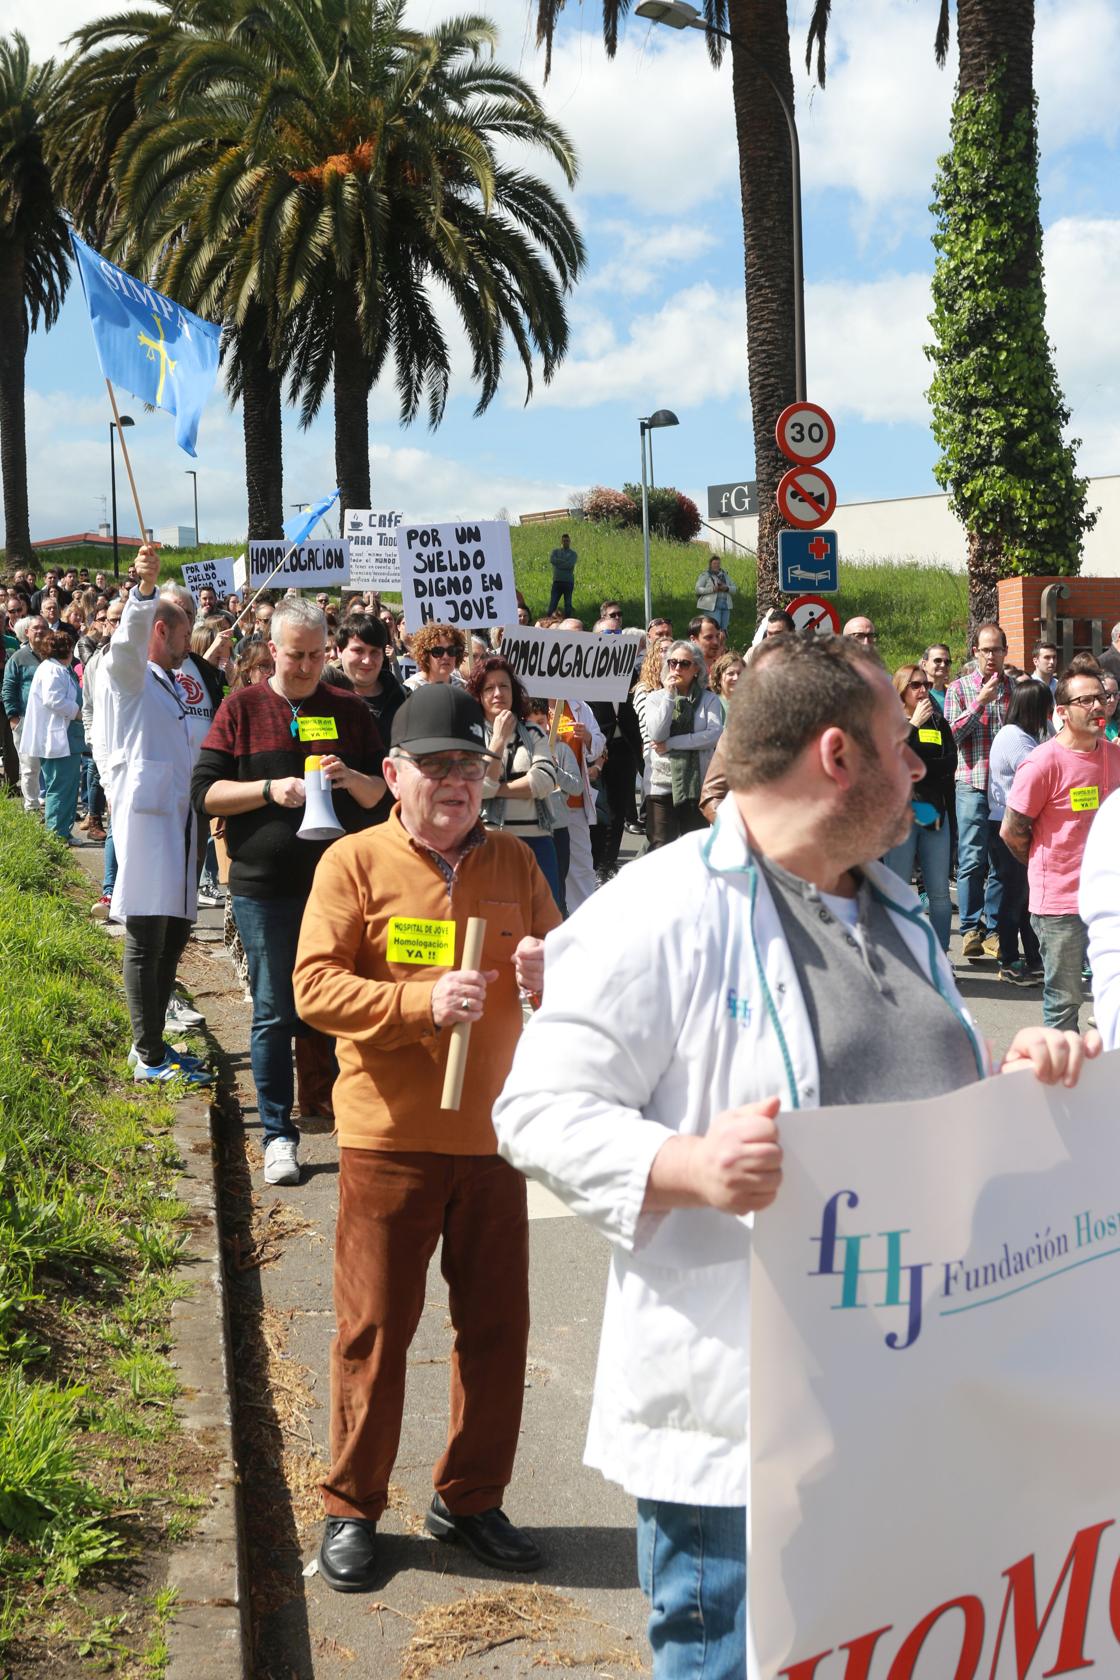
[318,1517,379,1592]
[425,1493,542,1572]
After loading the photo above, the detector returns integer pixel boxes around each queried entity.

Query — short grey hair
[160,582,195,615]
[660,638,709,691]
[1111,620,1120,648]
[270,598,327,642]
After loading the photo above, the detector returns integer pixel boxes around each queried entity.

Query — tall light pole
[109,414,135,579]
[185,469,199,545]
[634,0,806,404]
[640,409,679,625]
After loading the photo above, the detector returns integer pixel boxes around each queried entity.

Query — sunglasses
[667,658,695,670]
[428,645,456,659]
[605,611,621,620]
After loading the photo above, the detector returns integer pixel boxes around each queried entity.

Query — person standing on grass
[1001,667,1120,1032]
[101,545,212,1089]
[3,615,49,813]
[547,532,578,617]
[694,554,735,631]
[944,622,1014,959]
[20,630,84,843]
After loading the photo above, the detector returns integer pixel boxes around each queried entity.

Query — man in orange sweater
[293,684,560,1593]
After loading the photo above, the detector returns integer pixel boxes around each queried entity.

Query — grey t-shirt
[760,857,981,1106]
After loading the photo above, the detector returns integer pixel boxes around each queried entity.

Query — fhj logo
[810,1188,1113,1352]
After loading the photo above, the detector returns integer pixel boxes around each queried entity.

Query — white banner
[501,627,642,702]
[181,556,237,604]
[344,509,403,591]
[748,1051,1120,1680]
[398,520,516,632]
[247,540,350,588]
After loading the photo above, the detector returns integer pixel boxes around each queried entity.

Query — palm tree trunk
[333,282,371,525]
[240,304,284,540]
[728,0,799,614]
[0,238,34,564]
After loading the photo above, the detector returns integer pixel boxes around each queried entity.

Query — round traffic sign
[776,465,837,531]
[785,594,840,635]
[776,401,835,466]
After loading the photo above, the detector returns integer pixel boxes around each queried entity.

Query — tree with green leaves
[806,0,1094,627]
[0,34,70,564]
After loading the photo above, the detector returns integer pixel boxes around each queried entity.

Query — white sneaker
[196,888,224,908]
[263,1138,300,1185]
[165,993,206,1030]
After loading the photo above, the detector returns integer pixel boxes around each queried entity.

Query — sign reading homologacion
[501,627,642,703]
[247,540,350,588]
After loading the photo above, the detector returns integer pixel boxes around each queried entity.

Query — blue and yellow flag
[69,231,221,458]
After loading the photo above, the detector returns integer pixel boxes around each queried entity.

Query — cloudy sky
[11,0,1120,543]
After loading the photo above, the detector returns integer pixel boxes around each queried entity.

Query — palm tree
[0,34,70,564]
[536,0,801,611]
[94,0,585,526]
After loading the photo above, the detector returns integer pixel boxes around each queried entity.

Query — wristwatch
[262,779,273,804]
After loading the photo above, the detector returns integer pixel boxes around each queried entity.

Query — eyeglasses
[667,658,695,670]
[397,752,490,781]
[851,631,877,643]
[428,645,456,659]
[1065,694,1105,710]
[927,657,950,666]
[907,679,930,690]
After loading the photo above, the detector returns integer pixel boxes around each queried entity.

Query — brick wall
[997,576,1120,669]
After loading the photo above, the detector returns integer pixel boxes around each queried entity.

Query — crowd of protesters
[4,544,1120,1678]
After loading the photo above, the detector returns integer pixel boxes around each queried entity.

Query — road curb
[165,1093,249,1680]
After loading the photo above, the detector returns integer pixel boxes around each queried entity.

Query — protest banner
[181,556,238,604]
[344,509,403,591]
[747,1050,1120,1680]
[247,540,350,589]
[501,627,642,703]
[398,521,515,631]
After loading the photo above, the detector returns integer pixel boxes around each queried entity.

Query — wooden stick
[547,702,563,748]
[105,379,146,540]
[440,916,487,1112]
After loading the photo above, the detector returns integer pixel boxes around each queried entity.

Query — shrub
[584,485,639,528]
[622,483,700,544]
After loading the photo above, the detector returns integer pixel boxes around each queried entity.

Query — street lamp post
[185,469,199,545]
[634,0,806,404]
[639,409,679,625]
[109,414,135,579]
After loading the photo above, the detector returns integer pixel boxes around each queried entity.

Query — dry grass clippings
[398,1585,577,1680]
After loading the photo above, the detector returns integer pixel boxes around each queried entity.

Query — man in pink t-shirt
[1003,667,1120,1029]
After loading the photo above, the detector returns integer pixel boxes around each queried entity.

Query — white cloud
[583,218,719,297]
[367,442,577,521]
[808,273,932,424]
[1043,216,1120,475]
[1036,0,1120,154]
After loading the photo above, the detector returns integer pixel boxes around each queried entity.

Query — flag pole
[105,379,147,544]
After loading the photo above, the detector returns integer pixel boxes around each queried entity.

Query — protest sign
[398,521,515,631]
[181,556,237,604]
[748,1050,1120,1680]
[501,627,641,702]
[344,509,403,591]
[247,540,350,589]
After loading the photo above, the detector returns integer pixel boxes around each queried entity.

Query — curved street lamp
[640,409,680,625]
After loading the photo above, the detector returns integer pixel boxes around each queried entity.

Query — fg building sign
[707,481,757,519]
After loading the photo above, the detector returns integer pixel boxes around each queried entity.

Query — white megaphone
[297,754,345,842]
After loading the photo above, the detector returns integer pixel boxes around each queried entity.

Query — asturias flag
[69,230,222,458]
[282,489,341,547]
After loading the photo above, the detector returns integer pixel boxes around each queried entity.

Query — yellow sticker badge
[387,917,457,966]
[297,715,339,743]
[918,728,941,744]
[1070,786,1100,812]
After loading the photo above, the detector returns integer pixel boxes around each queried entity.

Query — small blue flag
[282,489,341,546]
[69,230,222,458]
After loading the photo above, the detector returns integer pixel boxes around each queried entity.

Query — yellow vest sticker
[1070,786,1100,812]
[297,715,339,743]
[918,728,942,744]
[387,917,456,966]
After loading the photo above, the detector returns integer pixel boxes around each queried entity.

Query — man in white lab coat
[101,545,212,1086]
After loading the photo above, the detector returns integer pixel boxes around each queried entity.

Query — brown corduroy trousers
[322,1147,530,1521]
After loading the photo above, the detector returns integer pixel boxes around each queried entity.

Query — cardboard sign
[398,521,516,632]
[182,557,237,604]
[748,1052,1120,1679]
[1071,786,1100,811]
[247,540,350,588]
[297,716,339,743]
[501,627,642,703]
[386,916,456,966]
[343,509,403,591]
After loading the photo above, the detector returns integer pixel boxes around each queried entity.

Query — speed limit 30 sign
[776,402,835,467]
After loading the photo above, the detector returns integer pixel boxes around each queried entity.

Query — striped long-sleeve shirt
[942,669,1013,792]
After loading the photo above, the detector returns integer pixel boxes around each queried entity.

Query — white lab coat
[20,659,81,760]
[1080,786,1120,1051]
[102,589,198,921]
[493,800,989,1505]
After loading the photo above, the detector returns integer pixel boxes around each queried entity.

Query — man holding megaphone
[192,598,385,1186]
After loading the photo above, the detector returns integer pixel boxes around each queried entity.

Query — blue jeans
[989,824,1040,968]
[705,596,731,631]
[547,578,574,616]
[954,785,1002,933]
[883,816,952,951]
[103,825,118,896]
[636,1501,746,1680]
[1030,912,1087,1032]
[522,834,562,912]
[231,895,307,1146]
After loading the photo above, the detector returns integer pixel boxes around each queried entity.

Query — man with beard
[493,632,1097,1680]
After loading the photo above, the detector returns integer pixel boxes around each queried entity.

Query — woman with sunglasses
[404,622,467,691]
[882,664,957,951]
[468,656,562,908]
[641,639,723,849]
